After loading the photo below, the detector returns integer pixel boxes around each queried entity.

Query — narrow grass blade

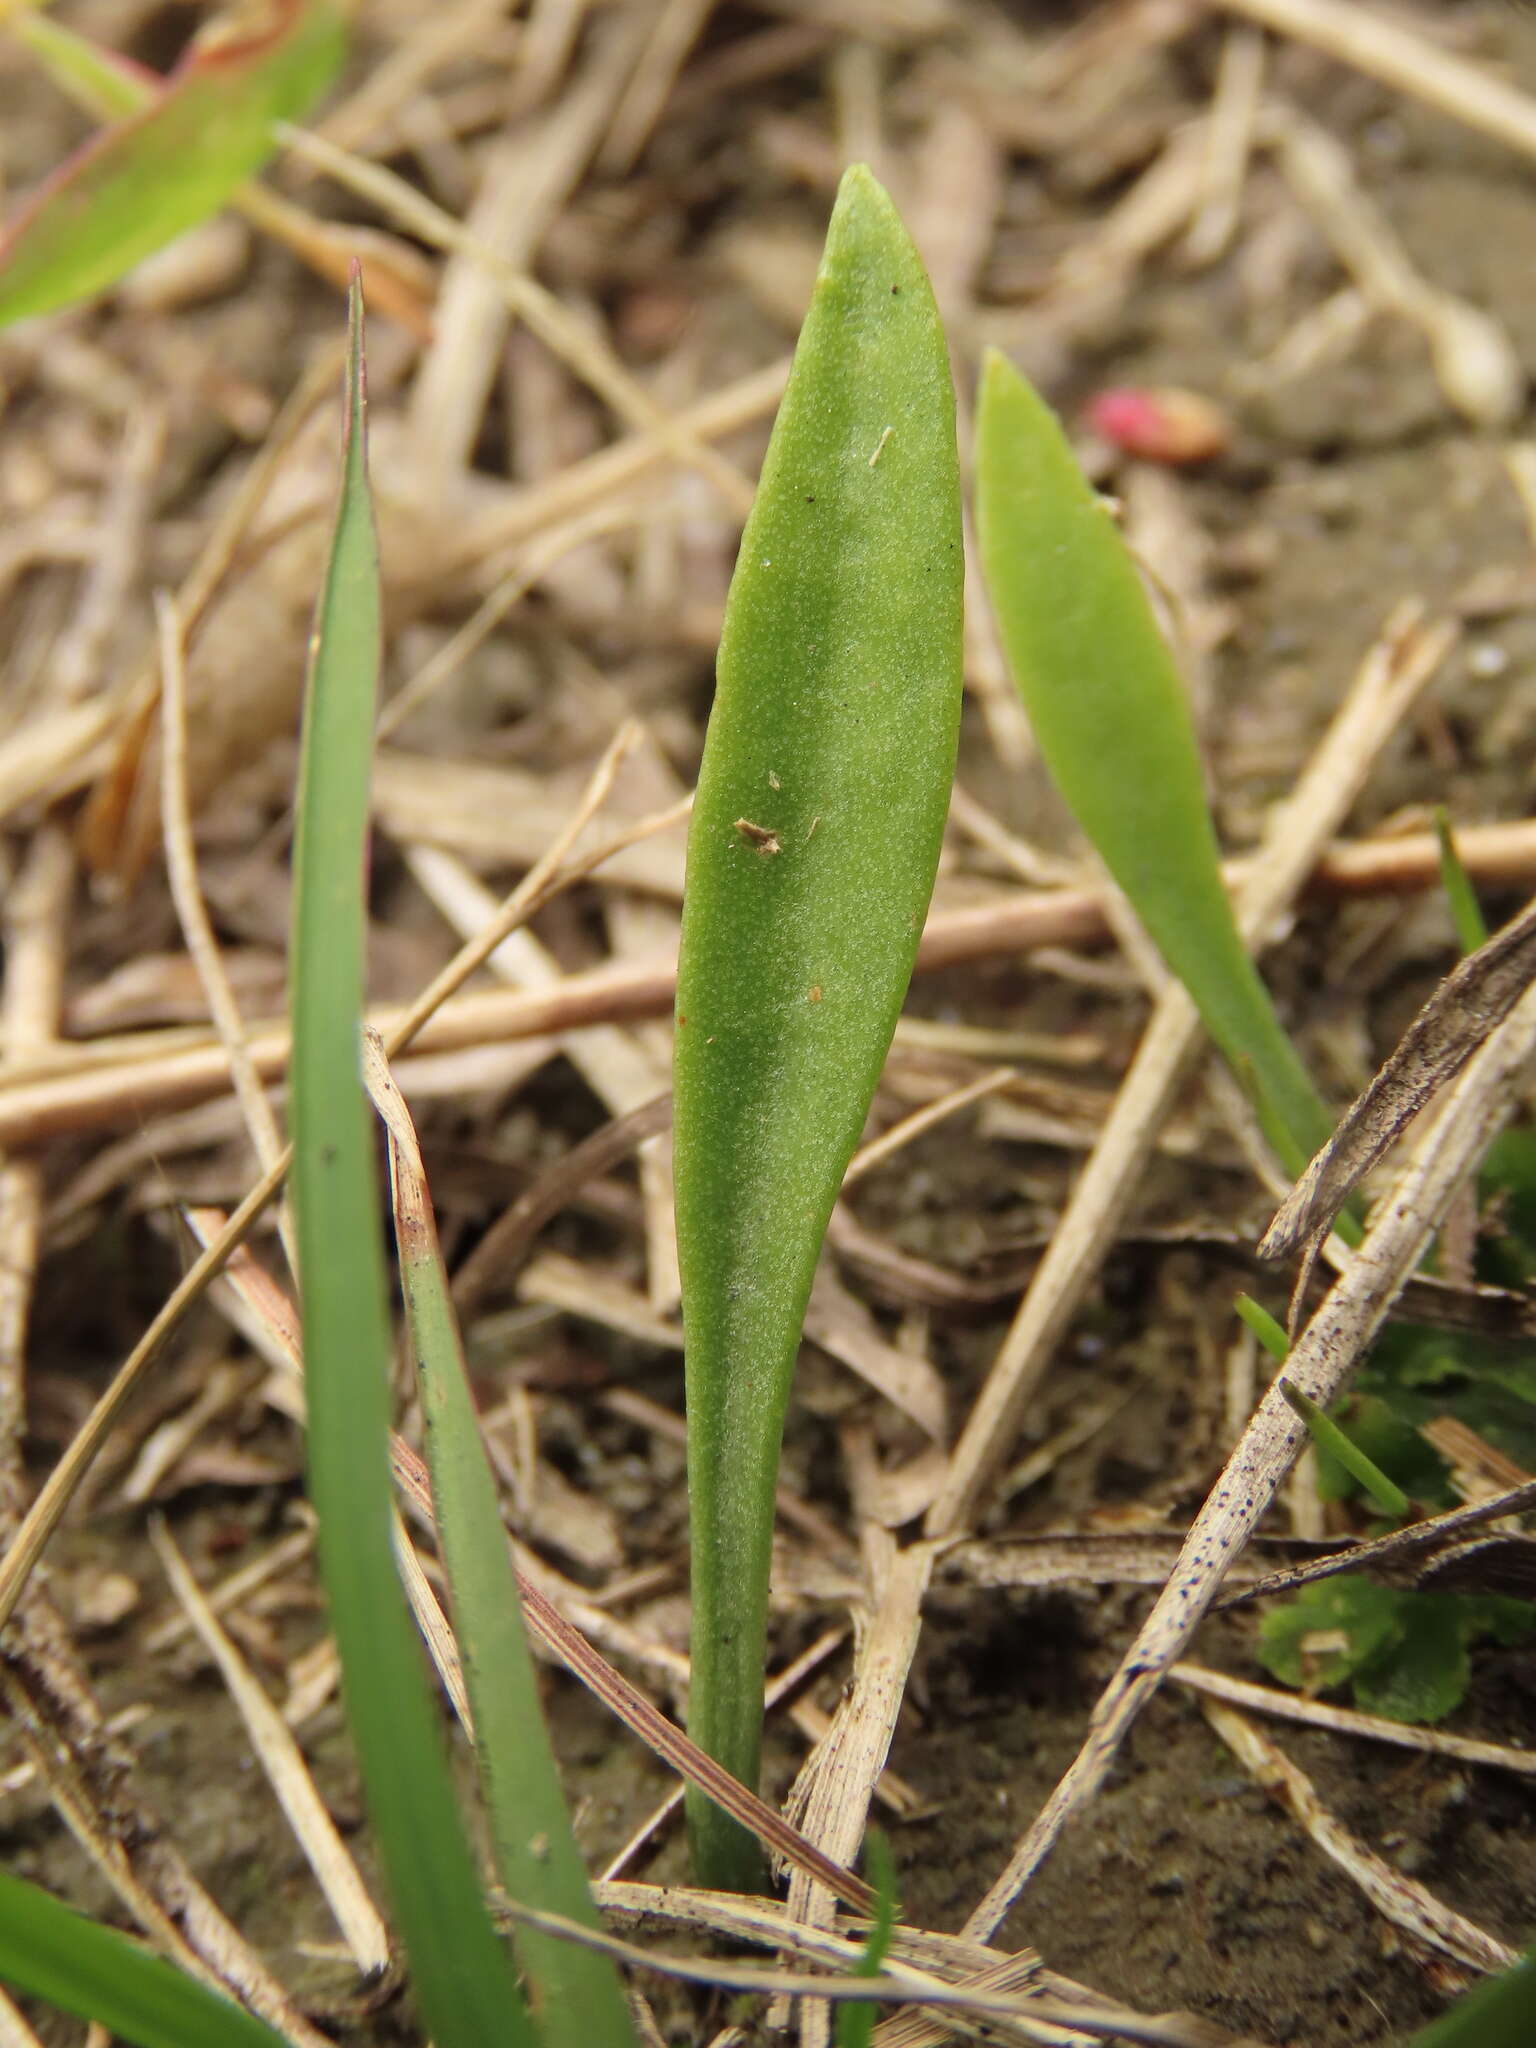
[974,350,1335,1177]
[1235,1291,1290,1363]
[1434,807,1489,955]
[1410,1952,1536,2047]
[0,1867,286,2048]
[835,1831,898,2048]
[674,164,963,1890]
[364,1038,638,2048]
[1277,1379,1410,1520]
[0,0,346,326]
[1236,1296,1409,1518]
[289,279,530,2048]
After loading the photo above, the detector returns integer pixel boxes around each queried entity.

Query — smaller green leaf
[1434,807,1489,955]
[1351,1595,1467,1724]
[0,0,346,327]
[836,1831,899,2048]
[974,352,1336,1180]
[1316,1391,1448,1507]
[1278,1378,1409,1521]
[1258,1578,1406,1693]
[1410,1951,1536,2048]
[1261,1579,1535,1726]
[1234,1292,1289,1363]
[0,1867,285,2048]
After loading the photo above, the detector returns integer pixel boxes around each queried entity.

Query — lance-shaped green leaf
[0,0,346,328]
[0,1867,287,2048]
[674,165,963,1892]
[974,350,1334,1177]
[289,279,531,2048]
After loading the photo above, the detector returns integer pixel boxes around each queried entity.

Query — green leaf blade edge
[0,1868,288,2048]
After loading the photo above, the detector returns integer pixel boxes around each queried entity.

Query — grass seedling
[1434,806,1490,955]
[1277,1379,1410,1521]
[368,1042,637,2048]
[835,1831,898,2048]
[1236,1293,1409,1518]
[673,165,964,1891]
[288,279,531,2048]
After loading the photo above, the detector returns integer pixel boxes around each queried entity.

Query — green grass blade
[0,1867,286,2048]
[1278,1379,1409,1520]
[289,279,531,2048]
[1234,1291,1290,1363]
[1434,807,1489,955]
[674,164,963,1891]
[836,1831,898,2048]
[0,0,346,327]
[368,1045,638,2048]
[1408,1952,1536,2047]
[1236,1296,1408,1516]
[974,351,1334,1177]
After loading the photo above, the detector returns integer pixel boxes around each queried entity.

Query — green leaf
[674,164,963,1891]
[289,280,531,2048]
[0,0,346,327]
[1234,1292,1289,1363]
[836,1831,899,2048]
[973,352,1335,1179]
[1258,1578,1407,1693]
[0,1867,286,2048]
[1261,1578,1535,1726]
[1409,1951,1536,2048]
[1278,1378,1409,1520]
[1434,807,1489,955]
[1317,1391,1449,1507]
[1351,1595,1468,1724]
[373,1053,638,2048]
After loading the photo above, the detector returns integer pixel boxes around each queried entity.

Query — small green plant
[1258,1575,1534,1725]
[673,164,964,1891]
[287,282,538,2048]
